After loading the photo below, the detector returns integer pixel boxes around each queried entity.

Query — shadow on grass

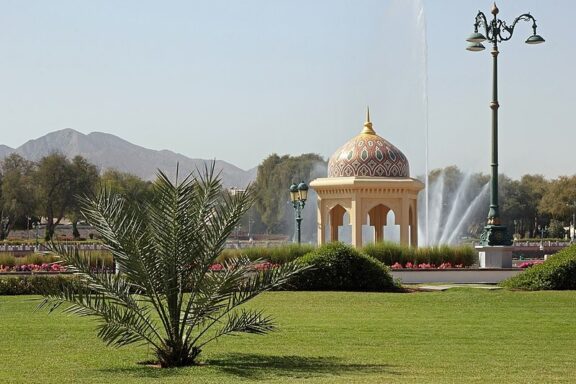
[99,353,396,380]
[206,353,396,380]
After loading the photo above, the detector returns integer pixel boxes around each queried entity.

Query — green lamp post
[289,181,309,244]
[466,3,544,246]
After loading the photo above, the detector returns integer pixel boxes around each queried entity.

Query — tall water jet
[414,0,430,246]
[420,168,490,246]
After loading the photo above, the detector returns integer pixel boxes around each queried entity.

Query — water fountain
[419,169,490,246]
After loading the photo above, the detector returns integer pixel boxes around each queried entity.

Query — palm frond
[38,163,304,368]
[38,288,162,349]
[197,309,276,349]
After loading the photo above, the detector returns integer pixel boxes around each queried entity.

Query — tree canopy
[253,153,326,234]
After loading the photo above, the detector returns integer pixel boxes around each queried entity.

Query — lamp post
[34,221,39,250]
[466,3,544,246]
[289,181,308,244]
[566,202,575,243]
[570,211,576,243]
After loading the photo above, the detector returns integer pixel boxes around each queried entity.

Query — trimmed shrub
[218,244,315,264]
[0,275,80,295]
[290,242,399,292]
[500,245,576,290]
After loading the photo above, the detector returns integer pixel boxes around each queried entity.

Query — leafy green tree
[548,219,566,239]
[39,166,305,367]
[0,154,37,239]
[539,176,576,226]
[521,174,549,237]
[35,153,99,239]
[499,174,549,238]
[35,153,73,239]
[68,156,99,238]
[254,153,325,234]
[99,169,153,204]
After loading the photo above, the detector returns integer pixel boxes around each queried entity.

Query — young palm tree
[39,165,306,367]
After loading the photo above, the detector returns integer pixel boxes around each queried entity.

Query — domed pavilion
[310,110,424,247]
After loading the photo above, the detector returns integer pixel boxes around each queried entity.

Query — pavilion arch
[311,177,423,248]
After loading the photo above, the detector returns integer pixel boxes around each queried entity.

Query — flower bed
[209,261,280,271]
[390,261,465,270]
[517,260,544,269]
[0,263,65,273]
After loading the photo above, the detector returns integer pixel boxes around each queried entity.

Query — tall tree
[99,169,152,204]
[0,154,36,239]
[35,153,98,239]
[68,156,99,238]
[539,176,576,225]
[35,153,74,239]
[254,153,326,234]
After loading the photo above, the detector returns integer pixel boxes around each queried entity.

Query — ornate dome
[327,110,410,178]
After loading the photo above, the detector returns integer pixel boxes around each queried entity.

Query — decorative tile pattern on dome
[328,133,410,178]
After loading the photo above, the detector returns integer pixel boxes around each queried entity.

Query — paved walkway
[414,284,503,291]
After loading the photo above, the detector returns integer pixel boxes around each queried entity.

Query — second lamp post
[289,181,308,244]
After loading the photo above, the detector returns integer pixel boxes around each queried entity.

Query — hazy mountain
[0,145,14,158]
[4,128,257,188]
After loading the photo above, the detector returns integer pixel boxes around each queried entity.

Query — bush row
[0,275,81,295]
[500,245,576,290]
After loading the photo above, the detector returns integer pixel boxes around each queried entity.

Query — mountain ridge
[0,129,257,188]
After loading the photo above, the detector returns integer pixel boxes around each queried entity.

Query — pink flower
[391,262,403,270]
[209,264,223,271]
[253,262,279,271]
[518,261,543,268]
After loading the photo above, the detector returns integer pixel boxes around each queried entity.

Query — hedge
[500,244,576,290]
[0,275,81,295]
[289,242,399,292]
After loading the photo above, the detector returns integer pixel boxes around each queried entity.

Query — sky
[0,0,572,180]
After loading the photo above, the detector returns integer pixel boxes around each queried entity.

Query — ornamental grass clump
[218,244,315,264]
[38,165,306,368]
[362,242,475,268]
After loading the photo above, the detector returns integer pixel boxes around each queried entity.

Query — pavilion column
[317,198,326,245]
[410,200,418,247]
[351,197,363,247]
[400,197,410,246]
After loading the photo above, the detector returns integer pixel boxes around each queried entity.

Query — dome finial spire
[362,106,376,135]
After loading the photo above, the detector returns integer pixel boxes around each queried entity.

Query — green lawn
[1,289,575,383]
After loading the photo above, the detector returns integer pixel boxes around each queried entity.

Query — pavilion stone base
[475,246,513,268]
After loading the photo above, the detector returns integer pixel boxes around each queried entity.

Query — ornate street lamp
[289,181,308,244]
[466,3,544,246]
